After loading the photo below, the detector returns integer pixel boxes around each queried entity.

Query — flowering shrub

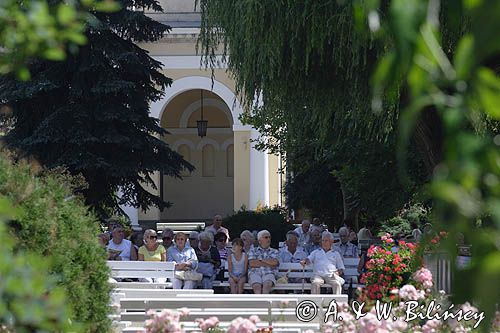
[144,311,267,333]
[332,271,500,333]
[359,233,419,302]
[145,309,184,333]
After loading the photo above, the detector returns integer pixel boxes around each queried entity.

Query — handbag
[175,270,203,281]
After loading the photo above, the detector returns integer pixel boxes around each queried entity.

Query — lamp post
[197,89,208,137]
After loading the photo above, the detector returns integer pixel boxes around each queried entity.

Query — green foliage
[357,0,500,329]
[0,152,111,332]
[0,0,194,219]
[377,216,411,238]
[0,0,117,80]
[284,162,344,227]
[0,198,79,332]
[223,208,293,248]
[199,0,430,224]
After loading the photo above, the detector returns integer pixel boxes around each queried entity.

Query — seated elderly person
[98,233,109,248]
[167,232,199,289]
[333,227,359,258]
[205,214,229,238]
[139,229,167,283]
[130,231,144,253]
[240,230,255,253]
[107,226,137,261]
[279,231,307,263]
[188,231,200,248]
[301,231,345,294]
[312,218,326,231]
[294,219,311,248]
[304,227,322,255]
[161,228,175,250]
[248,230,279,294]
[138,229,166,261]
[195,231,221,289]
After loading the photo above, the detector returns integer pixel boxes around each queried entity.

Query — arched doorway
[159,89,234,220]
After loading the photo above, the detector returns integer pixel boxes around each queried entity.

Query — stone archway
[158,88,235,221]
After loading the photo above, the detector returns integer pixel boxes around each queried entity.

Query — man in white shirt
[205,214,229,238]
[294,219,311,248]
[301,231,345,294]
[107,226,137,261]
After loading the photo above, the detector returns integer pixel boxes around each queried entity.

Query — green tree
[0,0,194,219]
[361,0,500,328]
[0,153,111,332]
[0,197,78,332]
[198,1,429,224]
[0,0,117,79]
[199,0,500,328]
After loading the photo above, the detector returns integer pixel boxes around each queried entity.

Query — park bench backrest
[107,261,175,279]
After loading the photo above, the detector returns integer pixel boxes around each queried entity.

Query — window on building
[202,145,215,177]
[178,144,191,177]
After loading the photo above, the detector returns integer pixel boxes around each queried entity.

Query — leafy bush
[377,203,430,237]
[0,153,111,332]
[0,197,78,332]
[223,207,294,248]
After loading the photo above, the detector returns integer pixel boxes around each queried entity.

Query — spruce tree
[0,0,194,218]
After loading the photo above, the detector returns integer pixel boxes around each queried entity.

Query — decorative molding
[171,139,196,151]
[232,124,253,132]
[150,76,244,127]
[152,55,227,69]
[166,128,232,135]
[196,138,221,151]
[221,138,234,151]
[179,98,233,128]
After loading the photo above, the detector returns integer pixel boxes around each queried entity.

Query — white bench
[119,294,346,324]
[113,288,214,298]
[107,261,175,288]
[157,222,205,235]
[213,259,360,293]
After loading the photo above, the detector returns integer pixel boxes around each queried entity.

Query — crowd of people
[101,215,381,295]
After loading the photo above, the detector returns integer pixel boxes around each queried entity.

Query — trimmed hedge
[223,208,294,248]
[0,197,77,332]
[0,153,110,332]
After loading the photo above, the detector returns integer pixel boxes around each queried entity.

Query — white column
[249,129,269,209]
[118,189,141,231]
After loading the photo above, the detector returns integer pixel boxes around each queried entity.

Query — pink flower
[413,267,433,289]
[422,319,442,333]
[179,307,190,317]
[398,284,425,300]
[358,312,381,333]
[226,317,257,333]
[248,315,260,323]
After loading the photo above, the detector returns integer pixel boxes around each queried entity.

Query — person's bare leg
[262,280,273,294]
[238,277,246,294]
[252,283,262,294]
[230,279,237,294]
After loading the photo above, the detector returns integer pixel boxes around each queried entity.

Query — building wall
[135,29,282,226]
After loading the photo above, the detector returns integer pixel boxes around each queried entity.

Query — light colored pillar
[118,189,141,231]
[268,153,280,207]
[249,129,269,209]
[137,171,161,223]
[233,125,251,211]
